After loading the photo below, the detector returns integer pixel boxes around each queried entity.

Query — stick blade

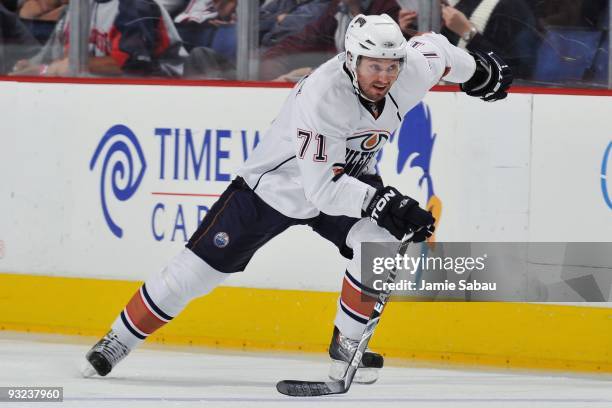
[276,380,346,396]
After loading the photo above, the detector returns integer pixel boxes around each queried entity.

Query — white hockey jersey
[238,33,476,219]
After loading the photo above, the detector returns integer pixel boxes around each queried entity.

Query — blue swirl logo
[90,125,147,238]
[602,141,612,210]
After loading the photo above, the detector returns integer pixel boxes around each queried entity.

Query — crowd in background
[0,0,609,87]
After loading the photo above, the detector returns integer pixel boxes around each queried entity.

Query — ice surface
[1,332,611,408]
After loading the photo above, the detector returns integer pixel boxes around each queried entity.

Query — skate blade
[328,359,379,384]
[80,359,98,378]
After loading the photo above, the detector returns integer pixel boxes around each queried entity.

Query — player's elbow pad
[413,33,476,83]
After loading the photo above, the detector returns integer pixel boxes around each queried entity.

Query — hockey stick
[276,235,413,397]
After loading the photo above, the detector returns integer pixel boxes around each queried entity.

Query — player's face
[356,57,401,102]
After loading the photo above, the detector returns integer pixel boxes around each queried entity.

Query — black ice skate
[82,330,130,377]
[328,326,383,384]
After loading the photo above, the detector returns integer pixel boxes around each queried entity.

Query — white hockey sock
[334,218,398,339]
[334,270,377,339]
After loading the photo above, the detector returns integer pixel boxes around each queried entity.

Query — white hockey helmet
[344,14,407,100]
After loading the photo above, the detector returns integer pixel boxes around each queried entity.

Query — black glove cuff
[460,50,513,101]
[461,56,492,94]
[363,187,394,218]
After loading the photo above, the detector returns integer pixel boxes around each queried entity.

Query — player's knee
[345,219,399,283]
[162,248,230,301]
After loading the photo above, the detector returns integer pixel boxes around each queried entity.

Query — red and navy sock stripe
[340,271,379,325]
[120,283,174,340]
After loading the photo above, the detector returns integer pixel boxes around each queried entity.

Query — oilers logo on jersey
[344,131,390,177]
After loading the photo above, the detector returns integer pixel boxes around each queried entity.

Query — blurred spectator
[429,0,540,79]
[397,8,417,36]
[18,0,67,44]
[174,0,236,57]
[531,0,609,84]
[19,0,66,21]
[532,0,607,30]
[259,0,329,48]
[158,0,189,17]
[260,0,400,81]
[1,0,18,13]
[183,44,235,78]
[173,0,241,78]
[0,2,40,74]
[11,0,187,77]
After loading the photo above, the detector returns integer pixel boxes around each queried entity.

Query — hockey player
[83,14,511,383]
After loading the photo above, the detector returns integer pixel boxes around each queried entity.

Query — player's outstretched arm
[363,186,434,243]
[407,32,512,102]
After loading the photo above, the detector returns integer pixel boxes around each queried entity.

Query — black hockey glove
[460,50,513,102]
[363,186,435,242]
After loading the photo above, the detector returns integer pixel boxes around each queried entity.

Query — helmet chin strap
[346,53,378,103]
[353,82,377,103]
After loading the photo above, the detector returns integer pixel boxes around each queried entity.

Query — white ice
[1,332,611,408]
